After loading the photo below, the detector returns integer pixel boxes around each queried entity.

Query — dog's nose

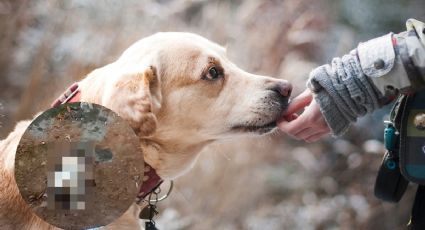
[271,81,292,97]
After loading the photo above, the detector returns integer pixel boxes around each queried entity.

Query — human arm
[278,19,425,139]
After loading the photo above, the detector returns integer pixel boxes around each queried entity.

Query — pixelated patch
[15,102,144,229]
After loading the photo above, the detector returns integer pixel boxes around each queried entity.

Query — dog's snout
[271,81,292,97]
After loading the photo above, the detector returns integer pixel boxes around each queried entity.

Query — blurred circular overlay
[14,102,144,229]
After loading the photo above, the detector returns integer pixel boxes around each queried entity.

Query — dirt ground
[15,103,144,229]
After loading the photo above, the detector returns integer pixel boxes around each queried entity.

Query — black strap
[409,186,425,229]
[391,95,408,131]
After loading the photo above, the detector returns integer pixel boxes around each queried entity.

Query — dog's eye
[204,67,222,81]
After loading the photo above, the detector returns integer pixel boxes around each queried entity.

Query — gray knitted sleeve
[307,50,385,136]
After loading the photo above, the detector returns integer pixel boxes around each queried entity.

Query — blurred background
[1,0,425,229]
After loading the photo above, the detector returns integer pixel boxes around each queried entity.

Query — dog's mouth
[231,120,277,135]
[230,95,289,135]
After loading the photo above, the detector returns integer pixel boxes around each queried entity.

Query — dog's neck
[56,81,169,199]
[140,137,212,180]
[78,79,211,180]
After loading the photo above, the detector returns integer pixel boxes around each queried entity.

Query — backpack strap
[409,185,425,229]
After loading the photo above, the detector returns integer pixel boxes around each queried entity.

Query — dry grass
[1,0,424,229]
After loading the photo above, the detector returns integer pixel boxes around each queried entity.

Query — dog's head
[112,32,290,137]
[84,32,291,176]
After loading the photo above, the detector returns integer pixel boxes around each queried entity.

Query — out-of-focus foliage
[1,0,424,229]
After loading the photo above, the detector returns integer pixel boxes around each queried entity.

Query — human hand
[277,89,330,142]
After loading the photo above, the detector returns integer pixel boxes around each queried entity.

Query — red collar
[51,82,163,199]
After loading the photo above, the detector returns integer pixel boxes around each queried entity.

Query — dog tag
[139,205,154,220]
[145,221,158,230]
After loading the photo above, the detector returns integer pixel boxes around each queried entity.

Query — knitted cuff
[307,51,384,137]
[313,89,351,136]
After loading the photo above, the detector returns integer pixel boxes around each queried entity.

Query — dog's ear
[103,66,162,137]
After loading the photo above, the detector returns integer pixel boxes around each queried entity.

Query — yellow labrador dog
[0,32,291,229]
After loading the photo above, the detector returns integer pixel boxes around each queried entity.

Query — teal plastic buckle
[384,121,397,151]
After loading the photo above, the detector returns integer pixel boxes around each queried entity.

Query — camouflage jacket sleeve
[365,19,425,96]
[307,19,425,136]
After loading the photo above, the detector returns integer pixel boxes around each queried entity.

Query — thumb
[284,89,313,115]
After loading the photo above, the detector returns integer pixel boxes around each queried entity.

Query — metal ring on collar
[149,180,174,203]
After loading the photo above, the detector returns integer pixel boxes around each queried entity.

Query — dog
[0,32,292,229]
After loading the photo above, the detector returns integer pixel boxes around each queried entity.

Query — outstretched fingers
[284,89,313,116]
[278,90,331,142]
